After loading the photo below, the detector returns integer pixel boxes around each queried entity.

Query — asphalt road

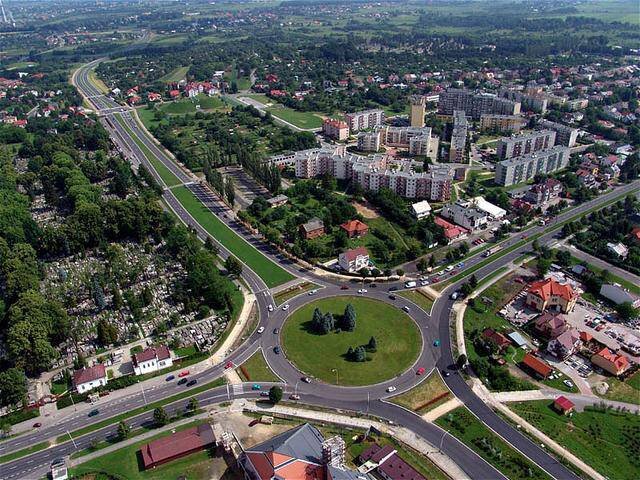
[3,59,638,480]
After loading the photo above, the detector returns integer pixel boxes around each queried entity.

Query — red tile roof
[140,424,215,469]
[528,278,576,302]
[133,345,170,365]
[482,328,511,348]
[631,226,640,241]
[554,396,575,412]
[521,353,552,378]
[72,364,106,387]
[435,216,468,239]
[340,219,368,235]
[342,246,368,262]
[594,347,630,371]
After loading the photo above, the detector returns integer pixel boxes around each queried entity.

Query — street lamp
[331,368,339,385]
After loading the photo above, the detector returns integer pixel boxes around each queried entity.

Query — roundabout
[281,296,422,386]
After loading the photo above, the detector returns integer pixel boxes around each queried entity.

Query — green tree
[428,255,436,268]
[368,336,377,351]
[616,302,639,321]
[224,177,235,206]
[0,368,27,407]
[417,257,428,274]
[187,397,199,412]
[354,346,366,362]
[556,250,572,267]
[153,406,169,426]
[468,274,478,288]
[342,303,356,331]
[346,346,354,360]
[224,255,243,277]
[117,420,130,440]
[268,386,283,404]
[457,354,468,369]
[96,318,118,346]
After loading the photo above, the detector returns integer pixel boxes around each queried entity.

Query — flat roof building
[495,146,570,187]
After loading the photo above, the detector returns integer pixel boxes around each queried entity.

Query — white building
[606,242,629,259]
[344,109,384,133]
[599,284,640,308]
[338,247,370,273]
[357,131,381,152]
[132,345,173,376]
[471,196,506,219]
[411,200,432,219]
[72,364,107,394]
[441,199,488,231]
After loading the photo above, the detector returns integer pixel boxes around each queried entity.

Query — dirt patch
[218,411,292,448]
[352,201,379,219]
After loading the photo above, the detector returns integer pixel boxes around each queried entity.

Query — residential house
[132,345,173,376]
[340,220,369,238]
[147,92,162,102]
[411,200,432,219]
[482,328,511,353]
[547,329,581,359]
[266,194,289,208]
[299,218,325,240]
[526,278,578,313]
[434,216,468,243]
[358,443,426,480]
[440,199,488,231]
[73,364,107,394]
[524,179,563,207]
[521,353,552,379]
[630,226,640,244]
[591,347,630,376]
[606,242,629,259]
[533,312,568,339]
[553,396,575,415]
[338,247,370,273]
[141,423,216,469]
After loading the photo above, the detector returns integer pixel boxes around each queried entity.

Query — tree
[616,302,639,321]
[268,386,283,404]
[224,255,243,277]
[354,346,366,362]
[368,336,377,351]
[322,312,335,333]
[556,250,572,267]
[153,406,169,426]
[117,420,130,440]
[537,258,551,276]
[312,307,324,333]
[457,354,468,369]
[342,303,356,331]
[187,397,199,412]
[0,368,27,407]
[468,274,478,288]
[428,255,436,268]
[96,318,118,346]
[346,346,355,360]
[417,257,428,274]
[224,177,235,206]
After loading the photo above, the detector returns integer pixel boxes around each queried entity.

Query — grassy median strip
[0,441,50,465]
[54,378,225,444]
[113,114,182,187]
[172,185,295,288]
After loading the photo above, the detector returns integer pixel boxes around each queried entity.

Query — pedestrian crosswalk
[232,384,244,396]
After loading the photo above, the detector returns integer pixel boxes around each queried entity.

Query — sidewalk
[209,287,256,365]
[493,389,640,413]
[242,400,470,480]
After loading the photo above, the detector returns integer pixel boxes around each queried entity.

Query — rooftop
[72,364,106,386]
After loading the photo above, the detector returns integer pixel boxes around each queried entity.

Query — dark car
[165,374,175,382]
[273,328,279,335]
[388,286,398,292]
[33,422,42,428]
[177,378,188,385]
[88,409,99,417]
[186,379,198,387]
[340,285,349,290]
[388,294,396,300]
[274,346,281,354]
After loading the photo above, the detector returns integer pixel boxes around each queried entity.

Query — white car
[267,304,273,312]
[563,380,574,388]
[386,386,397,393]
[282,304,290,311]
[358,288,368,294]
[257,326,265,334]
[308,289,318,295]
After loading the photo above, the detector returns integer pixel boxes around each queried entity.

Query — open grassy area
[273,282,318,306]
[281,296,421,386]
[266,105,323,129]
[88,69,109,94]
[160,95,227,115]
[390,370,451,413]
[171,185,294,288]
[435,407,552,480]
[236,350,280,382]
[602,370,640,405]
[160,65,190,83]
[71,420,218,480]
[398,289,434,314]
[508,400,640,480]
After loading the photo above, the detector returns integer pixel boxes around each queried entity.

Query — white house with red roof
[591,347,630,376]
[526,277,578,313]
[132,345,172,376]
[73,364,107,394]
[338,247,370,273]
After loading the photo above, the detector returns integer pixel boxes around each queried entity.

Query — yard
[281,296,421,386]
[160,65,190,83]
[508,400,640,480]
[602,370,640,404]
[390,370,451,413]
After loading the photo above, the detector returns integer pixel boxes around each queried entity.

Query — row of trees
[310,304,356,335]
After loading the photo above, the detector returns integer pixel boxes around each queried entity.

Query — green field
[508,400,640,480]
[602,371,640,404]
[435,407,552,480]
[171,186,294,288]
[281,296,421,386]
[71,421,218,480]
[237,350,280,382]
[391,370,451,413]
[266,105,323,129]
[398,290,434,314]
[160,65,190,83]
[160,95,226,115]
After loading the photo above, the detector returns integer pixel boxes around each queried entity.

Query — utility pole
[140,383,147,406]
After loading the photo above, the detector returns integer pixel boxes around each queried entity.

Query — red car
[340,285,349,290]
[178,370,190,377]
[416,367,425,375]
[225,361,234,369]
[33,422,42,428]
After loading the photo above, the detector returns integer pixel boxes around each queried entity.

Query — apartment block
[344,109,384,132]
[357,130,381,152]
[449,110,468,163]
[500,88,548,113]
[322,118,349,141]
[479,114,525,133]
[538,120,579,148]
[410,95,426,127]
[496,130,556,159]
[438,88,520,119]
[494,145,571,186]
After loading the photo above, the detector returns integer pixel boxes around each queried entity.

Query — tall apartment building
[381,125,437,158]
[449,110,468,163]
[496,130,556,159]
[538,120,579,148]
[322,118,349,141]
[410,95,426,127]
[494,145,571,186]
[292,146,452,201]
[438,88,520,119]
[500,88,548,114]
[479,114,525,133]
[344,109,384,133]
[357,130,381,152]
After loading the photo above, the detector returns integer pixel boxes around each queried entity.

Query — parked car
[186,379,197,387]
[178,370,190,377]
[165,375,175,382]
[563,380,574,388]
[88,409,99,417]
[257,326,265,334]
[259,391,269,397]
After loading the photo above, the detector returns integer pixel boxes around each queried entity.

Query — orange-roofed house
[520,353,552,379]
[526,278,578,313]
[591,347,630,376]
[553,396,575,415]
[631,226,640,245]
[340,220,369,238]
[322,118,349,141]
[140,423,215,469]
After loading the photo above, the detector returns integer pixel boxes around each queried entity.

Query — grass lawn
[174,345,198,358]
[391,370,451,413]
[71,420,217,480]
[88,69,109,94]
[171,186,294,288]
[114,114,182,187]
[158,95,226,115]
[0,440,50,464]
[160,65,190,83]
[602,370,640,404]
[508,400,640,480]
[236,350,280,382]
[398,289,434,314]
[435,407,552,480]
[274,282,318,306]
[265,105,323,129]
[281,296,421,386]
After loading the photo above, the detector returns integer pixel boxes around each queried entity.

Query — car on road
[308,289,318,295]
[225,361,234,369]
[302,377,311,383]
[457,262,465,268]
[274,346,281,354]
[420,279,429,286]
[388,286,398,292]
[282,304,290,311]
[268,305,273,312]
[340,285,349,290]
[402,306,410,312]
[386,386,397,393]
[388,294,396,300]
[416,367,425,375]
[33,422,42,428]
[445,265,454,272]
[177,378,188,385]
[433,339,441,347]
[186,379,198,387]
[257,326,265,334]
[178,370,190,377]
[252,384,262,390]
[449,269,458,276]
[273,328,279,334]
[259,391,269,397]
[358,288,368,294]
[442,370,451,377]
[88,409,99,417]
[290,394,301,400]
[165,374,175,382]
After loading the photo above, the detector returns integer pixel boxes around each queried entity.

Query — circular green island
[281,296,422,386]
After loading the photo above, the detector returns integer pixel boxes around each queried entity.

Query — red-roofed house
[591,347,630,376]
[630,226,640,245]
[132,345,173,376]
[169,89,180,99]
[526,278,578,313]
[533,312,568,339]
[521,353,552,379]
[434,216,468,243]
[547,329,581,359]
[140,423,215,469]
[147,92,162,102]
[338,246,370,273]
[482,328,511,353]
[553,396,575,415]
[73,364,107,394]
[359,443,426,480]
[340,220,369,238]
